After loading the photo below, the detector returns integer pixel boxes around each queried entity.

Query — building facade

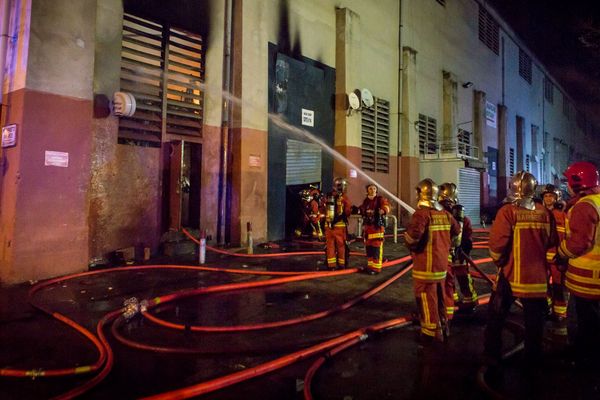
[0,0,597,283]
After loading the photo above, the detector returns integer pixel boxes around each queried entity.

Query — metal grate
[509,148,515,176]
[544,77,554,104]
[418,114,438,156]
[518,48,532,84]
[478,6,499,55]
[119,14,204,145]
[361,98,390,173]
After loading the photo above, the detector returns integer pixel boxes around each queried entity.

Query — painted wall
[402,0,598,201]
[1,0,95,283]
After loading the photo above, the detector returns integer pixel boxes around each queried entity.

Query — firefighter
[438,182,477,318]
[404,178,461,342]
[557,161,600,366]
[541,184,568,335]
[358,183,391,275]
[324,177,352,270]
[485,171,556,366]
[295,187,324,241]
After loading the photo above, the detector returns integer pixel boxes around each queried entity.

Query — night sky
[488,0,600,128]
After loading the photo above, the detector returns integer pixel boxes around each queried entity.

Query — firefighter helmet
[416,178,442,210]
[563,161,600,193]
[541,184,561,201]
[299,189,312,203]
[438,182,458,204]
[333,177,349,193]
[505,171,537,210]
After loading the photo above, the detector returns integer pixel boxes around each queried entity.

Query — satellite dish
[348,92,360,110]
[361,88,374,108]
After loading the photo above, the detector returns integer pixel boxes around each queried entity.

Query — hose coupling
[123,297,140,319]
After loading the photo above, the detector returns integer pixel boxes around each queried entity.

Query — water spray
[269,114,416,215]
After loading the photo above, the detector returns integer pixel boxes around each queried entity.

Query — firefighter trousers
[325,226,347,269]
[484,274,547,363]
[573,296,600,364]
[414,279,449,341]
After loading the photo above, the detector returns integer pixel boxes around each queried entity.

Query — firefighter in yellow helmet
[485,171,556,365]
[404,178,461,342]
[438,182,478,319]
[358,183,391,275]
[295,187,324,241]
[541,184,568,335]
[324,177,353,270]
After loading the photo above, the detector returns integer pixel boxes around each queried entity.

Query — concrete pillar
[334,7,363,202]
[442,71,458,150]
[0,0,96,283]
[473,90,486,161]
[399,46,419,224]
[497,104,508,201]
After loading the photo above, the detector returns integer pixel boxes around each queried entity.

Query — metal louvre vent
[418,114,438,155]
[286,139,322,185]
[361,98,390,173]
[459,168,481,226]
[119,14,204,145]
[478,6,499,55]
[519,48,532,84]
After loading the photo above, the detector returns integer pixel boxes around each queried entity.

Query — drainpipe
[217,0,234,245]
[396,0,404,224]
[0,0,11,115]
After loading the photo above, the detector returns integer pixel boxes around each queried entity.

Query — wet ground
[1,232,599,399]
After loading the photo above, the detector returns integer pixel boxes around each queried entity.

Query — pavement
[1,230,599,399]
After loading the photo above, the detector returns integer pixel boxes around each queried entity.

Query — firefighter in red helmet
[438,182,477,319]
[358,183,391,275]
[541,183,568,335]
[324,177,353,270]
[404,178,461,342]
[557,161,600,366]
[485,171,556,365]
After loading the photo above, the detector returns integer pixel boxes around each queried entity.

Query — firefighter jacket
[558,192,600,299]
[404,208,461,282]
[488,202,554,298]
[360,195,391,227]
[325,190,352,229]
[546,208,567,264]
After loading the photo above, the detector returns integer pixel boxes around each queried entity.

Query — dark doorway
[165,141,201,231]
[267,44,335,240]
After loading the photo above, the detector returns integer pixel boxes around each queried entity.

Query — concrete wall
[1,0,95,283]
[401,0,599,200]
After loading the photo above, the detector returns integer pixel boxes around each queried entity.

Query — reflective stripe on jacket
[406,208,460,282]
[488,203,552,298]
[561,194,600,299]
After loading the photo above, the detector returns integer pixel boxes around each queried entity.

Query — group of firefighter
[405,161,600,370]
[295,178,391,275]
[296,160,600,367]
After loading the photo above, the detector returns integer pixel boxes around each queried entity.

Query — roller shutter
[286,139,322,185]
[458,168,481,226]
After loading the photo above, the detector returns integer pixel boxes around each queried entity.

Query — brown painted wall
[231,127,268,245]
[0,89,92,283]
[88,128,162,259]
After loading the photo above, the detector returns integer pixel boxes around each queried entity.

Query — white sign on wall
[301,108,314,127]
[45,151,69,168]
[485,101,497,128]
[1,124,17,148]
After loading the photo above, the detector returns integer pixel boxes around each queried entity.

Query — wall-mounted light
[462,81,474,89]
